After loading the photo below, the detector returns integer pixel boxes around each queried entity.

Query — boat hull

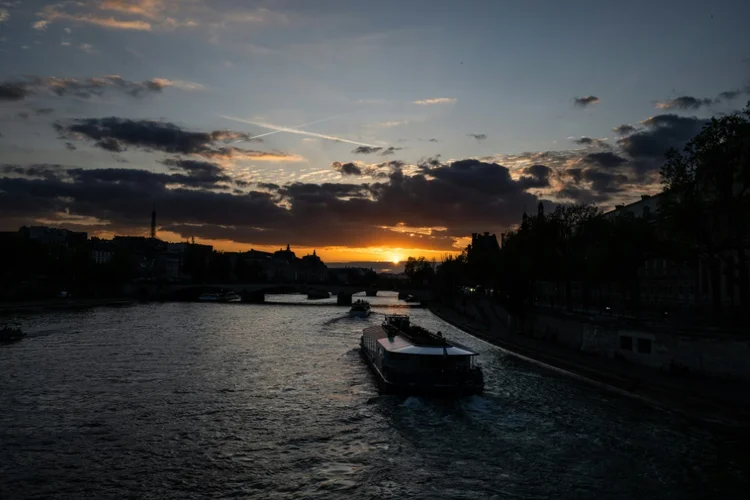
[359,343,483,396]
[349,309,371,318]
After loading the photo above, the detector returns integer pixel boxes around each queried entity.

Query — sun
[390,254,401,265]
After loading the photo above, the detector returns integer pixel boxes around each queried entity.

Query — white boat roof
[377,335,477,356]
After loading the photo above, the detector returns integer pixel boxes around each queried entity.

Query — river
[1,293,747,499]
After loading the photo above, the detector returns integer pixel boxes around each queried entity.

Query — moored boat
[349,299,371,318]
[360,315,483,395]
[0,323,26,343]
[198,290,242,302]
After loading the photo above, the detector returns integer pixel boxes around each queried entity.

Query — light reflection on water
[1,294,747,499]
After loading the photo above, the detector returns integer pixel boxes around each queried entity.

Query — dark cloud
[612,124,637,136]
[332,161,363,176]
[162,158,232,184]
[0,83,31,101]
[428,138,439,142]
[572,137,610,148]
[581,169,628,193]
[467,133,487,140]
[380,146,402,156]
[1,158,550,251]
[573,96,600,107]
[556,185,610,204]
[718,90,742,100]
[352,146,382,154]
[518,164,552,189]
[0,75,195,101]
[34,108,55,115]
[64,142,77,151]
[564,168,583,183]
[95,138,126,153]
[234,180,251,187]
[583,151,627,168]
[57,117,293,160]
[617,113,707,173]
[656,96,714,110]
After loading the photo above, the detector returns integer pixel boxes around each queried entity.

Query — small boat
[198,291,241,303]
[349,299,371,318]
[198,292,219,302]
[0,323,26,343]
[220,291,242,303]
[360,315,484,395]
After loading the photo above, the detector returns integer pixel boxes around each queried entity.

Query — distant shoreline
[0,298,136,315]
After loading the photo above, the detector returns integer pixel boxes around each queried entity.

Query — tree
[660,103,750,318]
[404,256,435,286]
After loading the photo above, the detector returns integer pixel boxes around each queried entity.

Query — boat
[360,315,484,395]
[307,289,330,300]
[0,323,26,343]
[198,290,241,303]
[349,299,371,318]
[220,291,241,303]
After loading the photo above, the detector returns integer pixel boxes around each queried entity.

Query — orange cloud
[37,6,152,30]
[99,0,164,20]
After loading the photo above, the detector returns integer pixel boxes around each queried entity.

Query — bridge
[160,283,432,305]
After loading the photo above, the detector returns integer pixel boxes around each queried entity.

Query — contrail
[243,114,350,141]
[220,114,378,148]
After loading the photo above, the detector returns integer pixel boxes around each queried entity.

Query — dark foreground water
[1,294,748,499]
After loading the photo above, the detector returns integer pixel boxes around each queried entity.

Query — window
[637,338,652,354]
[620,335,632,350]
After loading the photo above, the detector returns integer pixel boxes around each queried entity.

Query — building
[19,226,87,248]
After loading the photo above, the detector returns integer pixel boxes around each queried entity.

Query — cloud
[612,124,637,136]
[570,136,610,148]
[617,113,706,173]
[518,164,552,189]
[380,146,402,156]
[573,96,600,107]
[583,151,627,168]
[56,117,301,162]
[352,146,382,154]
[655,96,714,110]
[162,158,232,184]
[0,83,31,101]
[413,97,457,105]
[0,75,202,101]
[718,90,742,100]
[580,169,628,193]
[0,8,9,24]
[332,161,363,176]
[467,133,487,141]
[1,158,550,251]
[36,6,153,31]
[428,138,439,142]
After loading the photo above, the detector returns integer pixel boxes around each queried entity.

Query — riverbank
[0,298,136,315]
[429,303,750,427]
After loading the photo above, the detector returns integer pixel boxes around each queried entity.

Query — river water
[1,293,747,499]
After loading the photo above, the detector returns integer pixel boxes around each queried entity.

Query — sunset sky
[1,0,749,263]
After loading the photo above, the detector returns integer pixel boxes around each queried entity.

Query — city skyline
[1,0,749,262]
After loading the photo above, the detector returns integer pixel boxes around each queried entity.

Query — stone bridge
[161,283,431,305]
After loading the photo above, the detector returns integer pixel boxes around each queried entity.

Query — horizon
[2,0,749,262]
